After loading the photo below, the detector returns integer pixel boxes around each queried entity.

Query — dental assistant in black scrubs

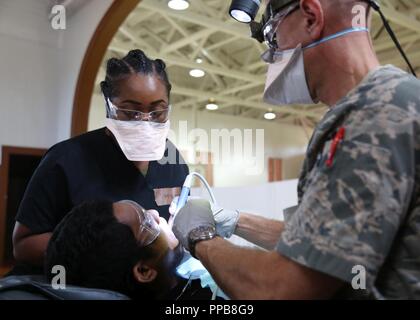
[11,49,189,274]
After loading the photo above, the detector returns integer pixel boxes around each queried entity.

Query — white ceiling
[95,0,420,130]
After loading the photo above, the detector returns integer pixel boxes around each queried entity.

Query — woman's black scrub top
[16,128,189,234]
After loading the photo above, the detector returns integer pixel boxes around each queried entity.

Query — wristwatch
[188,225,217,259]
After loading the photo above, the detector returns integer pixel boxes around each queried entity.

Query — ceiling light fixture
[206,103,219,111]
[264,111,276,120]
[189,69,205,78]
[168,0,189,11]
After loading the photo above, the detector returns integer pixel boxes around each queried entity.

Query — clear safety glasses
[260,2,300,64]
[119,200,161,247]
[106,98,171,123]
[262,2,300,50]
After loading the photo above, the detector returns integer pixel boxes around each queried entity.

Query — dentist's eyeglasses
[260,3,300,64]
[106,98,171,123]
[262,3,300,50]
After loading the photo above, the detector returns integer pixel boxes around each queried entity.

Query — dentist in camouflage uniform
[172,0,420,299]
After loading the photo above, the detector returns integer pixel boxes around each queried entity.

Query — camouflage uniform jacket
[276,65,420,299]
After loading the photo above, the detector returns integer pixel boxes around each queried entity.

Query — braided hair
[100,49,172,99]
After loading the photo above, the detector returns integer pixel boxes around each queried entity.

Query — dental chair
[0,275,130,300]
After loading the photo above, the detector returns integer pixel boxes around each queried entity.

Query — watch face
[188,226,216,256]
[190,226,216,241]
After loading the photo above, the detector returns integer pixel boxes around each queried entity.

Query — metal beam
[160,29,214,54]
[171,86,322,119]
[139,0,250,39]
[387,49,420,66]
[219,82,264,96]
[109,41,266,83]
[380,6,420,34]
[206,36,238,51]
[159,14,233,69]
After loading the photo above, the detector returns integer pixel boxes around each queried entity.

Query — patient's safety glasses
[119,200,161,247]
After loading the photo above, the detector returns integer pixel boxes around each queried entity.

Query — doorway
[0,146,46,273]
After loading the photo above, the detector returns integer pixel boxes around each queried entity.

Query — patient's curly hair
[45,200,155,299]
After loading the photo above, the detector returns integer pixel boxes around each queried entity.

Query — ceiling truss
[94,0,420,129]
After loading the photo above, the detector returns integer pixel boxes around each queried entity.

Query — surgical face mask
[263,27,369,106]
[263,44,313,105]
[106,118,170,161]
[105,118,170,162]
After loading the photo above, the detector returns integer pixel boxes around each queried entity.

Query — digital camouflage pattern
[276,65,420,299]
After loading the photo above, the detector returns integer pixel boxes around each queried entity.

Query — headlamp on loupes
[229,0,417,77]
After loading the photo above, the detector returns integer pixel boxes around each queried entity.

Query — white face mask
[263,27,369,106]
[105,118,170,161]
[263,44,314,105]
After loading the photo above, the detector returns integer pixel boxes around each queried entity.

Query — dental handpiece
[175,186,191,214]
[175,172,217,214]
